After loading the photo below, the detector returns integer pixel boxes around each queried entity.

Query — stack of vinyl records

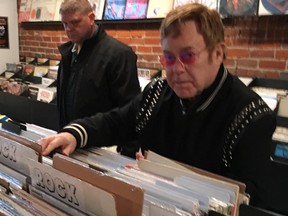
[0,122,252,216]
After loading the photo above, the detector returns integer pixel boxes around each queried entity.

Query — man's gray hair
[59,0,93,15]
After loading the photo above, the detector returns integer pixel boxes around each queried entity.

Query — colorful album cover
[23,64,35,76]
[89,0,106,20]
[33,66,49,77]
[124,0,148,19]
[18,0,33,23]
[258,0,288,15]
[29,0,58,21]
[103,0,127,20]
[219,0,259,17]
[146,0,174,18]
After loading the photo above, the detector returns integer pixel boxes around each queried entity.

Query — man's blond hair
[160,3,225,58]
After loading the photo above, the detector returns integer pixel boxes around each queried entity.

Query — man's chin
[174,86,196,98]
[176,92,195,99]
[68,36,79,43]
[69,38,77,43]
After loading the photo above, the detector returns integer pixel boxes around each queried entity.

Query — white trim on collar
[196,67,228,112]
[71,43,77,53]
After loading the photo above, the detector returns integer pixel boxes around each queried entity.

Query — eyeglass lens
[163,51,197,66]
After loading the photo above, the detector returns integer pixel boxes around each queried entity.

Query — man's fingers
[37,133,77,156]
[136,152,144,160]
[38,136,60,156]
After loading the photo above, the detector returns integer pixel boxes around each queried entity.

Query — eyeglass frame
[161,47,207,67]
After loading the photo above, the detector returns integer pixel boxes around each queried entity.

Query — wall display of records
[17,0,288,23]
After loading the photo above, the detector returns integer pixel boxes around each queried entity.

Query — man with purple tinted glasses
[39,3,281,213]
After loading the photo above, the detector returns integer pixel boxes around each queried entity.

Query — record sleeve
[124,0,148,19]
[18,0,33,23]
[0,190,33,216]
[89,0,106,20]
[258,0,288,15]
[146,0,174,18]
[103,0,127,20]
[29,0,58,21]
[219,0,258,17]
[11,189,68,216]
[53,153,144,216]
[33,66,49,77]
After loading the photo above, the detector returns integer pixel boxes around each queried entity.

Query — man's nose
[173,57,186,70]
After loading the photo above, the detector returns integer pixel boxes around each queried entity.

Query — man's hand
[37,132,77,156]
[125,152,145,169]
[136,152,144,160]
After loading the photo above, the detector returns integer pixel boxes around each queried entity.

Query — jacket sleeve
[59,92,143,149]
[228,110,276,209]
[58,78,162,152]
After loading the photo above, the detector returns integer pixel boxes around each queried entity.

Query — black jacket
[57,24,141,128]
[63,64,281,213]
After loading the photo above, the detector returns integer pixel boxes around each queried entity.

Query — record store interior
[0,0,288,215]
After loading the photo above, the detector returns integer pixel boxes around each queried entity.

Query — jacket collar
[58,23,106,56]
[179,64,228,114]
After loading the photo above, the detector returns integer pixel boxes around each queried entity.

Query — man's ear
[215,42,226,61]
[88,12,95,23]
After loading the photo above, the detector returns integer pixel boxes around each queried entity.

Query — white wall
[0,0,19,72]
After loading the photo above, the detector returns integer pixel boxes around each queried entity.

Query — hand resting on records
[37,132,77,157]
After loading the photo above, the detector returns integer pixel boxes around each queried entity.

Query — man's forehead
[61,11,83,21]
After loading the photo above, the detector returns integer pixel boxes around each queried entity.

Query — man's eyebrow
[163,46,194,53]
[182,46,194,51]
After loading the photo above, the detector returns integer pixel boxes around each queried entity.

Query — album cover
[48,59,60,66]
[36,57,49,66]
[219,0,259,17]
[124,0,148,19]
[18,0,33,23]
[23,64,35,76]
[258,0,288,15]
[29,0,58,21]
[27,85,39,100]
[146,0,174,18]
[47,66,58,80]
[37,86,56,103]
[24,56,36,64]
[6,63,23,73]
[89,0,106,20]
[33,66,49,77]
[103,0,127,20]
